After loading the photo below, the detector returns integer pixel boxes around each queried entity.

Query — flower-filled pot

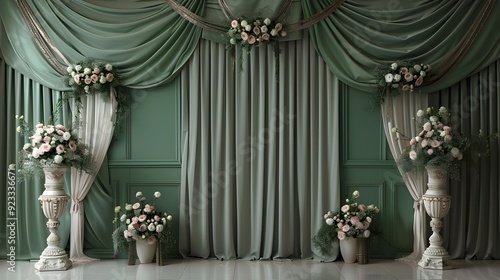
[136,239,157,264]
[340,237,358,263]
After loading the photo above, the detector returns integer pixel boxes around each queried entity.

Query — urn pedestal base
[418,250,452,270]
[34,254,72,271]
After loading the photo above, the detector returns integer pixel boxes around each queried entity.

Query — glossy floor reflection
[1,258,500,280]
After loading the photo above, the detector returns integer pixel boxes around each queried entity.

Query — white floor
[1,258,500,280]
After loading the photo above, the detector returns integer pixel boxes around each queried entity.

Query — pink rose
[410,138,417,146]
[443,126,452,132]
[421,139,428,147]
[253,26,260,35]
[358,204,367,212]
[341,205,350,213]
[262,33,270,41]
[280,30,287,37]
[69,141,77,151]
[444,135,452,142]
[231,20,238,28]
[138,215,147,222]
[337,231,346,240]
[139,224,147,231]
[132,203,140,210]
[425,131,434,138]
[350,216,360,224]
[427,149,434,155]
[275,23,283,31]
[241,32,248,41]
[106,73,113,82]
[337,222,343,229]
[91,74,99,82]
[56,144,65,154]
[248,35,256,44]
[33,135,42,143]
[39,143,51,153]
[404,73,413,82]
[431,140,441,148]
[74,75,80,84]
[342,224,350,232]
[423,122,432,131]
[131,217,139,223]
[415,76,424,86]
[93,67,100,74]
[409,150,417,160]
[400,67,408,74]
[402,84,410,91]
[23,143,31,150]
[43,136,51,143]
[85,77,92,84]
[154,215,161,221]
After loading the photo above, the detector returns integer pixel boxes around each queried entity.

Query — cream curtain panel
[381,93,429,262]
[70,92,117,262]
[180,35,340,260]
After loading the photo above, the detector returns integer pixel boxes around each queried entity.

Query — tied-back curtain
[381,93,429,262]
[180,34,340,260]
[70,91,117,262]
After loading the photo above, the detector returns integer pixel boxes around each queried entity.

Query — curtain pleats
[180,35,341,260]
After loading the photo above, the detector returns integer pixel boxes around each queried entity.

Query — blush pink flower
[248,35,256,44]
[84,77,92,84]
[358,204,367,212]
[415,76,424,86]
[341,205,350,213]
[423,122,432,131]
[241,32,248,41]
[427,149,434,155]
[337,231,346,240]
[43,136,51,143]
[430,140,441,148]
[425,131,434,138]
[342,224,350,232]
[106,73,113,82]
[231,20,238,28]
[409,150,417,160]
[350,216,360,224]
[69,141,77,151]
[93,67,101,74]
[39,143,51,153]
[56,144,65,154]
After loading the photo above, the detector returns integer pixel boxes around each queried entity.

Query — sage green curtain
[180,34,340,260]
[430,59,500,259]
[0,0,203,89]
[0,63,71,259]
[303,0,500,93]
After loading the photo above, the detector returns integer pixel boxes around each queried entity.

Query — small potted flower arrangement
[112,191,174,264]
[312,190,379,263]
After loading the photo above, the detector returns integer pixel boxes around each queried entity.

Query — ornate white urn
[418,165,452,270]
[34,166,72,271]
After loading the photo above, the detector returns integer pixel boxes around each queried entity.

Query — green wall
[340,84,413,258]
[92,78,413,259]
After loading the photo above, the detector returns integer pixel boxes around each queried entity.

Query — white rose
[148,223,156,231]
[240,20,248,27]
[384,73,394,83]
[352,190,360,198]
[263,18,271,25]
[75,65,82,71]
[66,66,73,73]
[83,67,91,75]
[154,191,161,198]
[245,25,251,31]
[125,204,133,211]
[167,215,173,221]
[120,214,127,222]
[366,217,372,223]
[124,230,128,239]
[54,155,63,163]
[451,147,460,157]
[156,224,164,233]
[105,63,113,71]
[326,218,334,225]
[62,132,71,140]
[393,74,401,82]
[420,71,426,77]
[261,25,268,33]
[414,64,421,72]
[136,192,143,198]
[363,230,371,238]
[126,218,131,224]
[84,85,90,93]
[230,38,236,45]
[417,109,425,117]
[99,76,107,84]
[32,148,40,158]
[390,63,398,70]
[71,71,76,77]
[270,29,278,36]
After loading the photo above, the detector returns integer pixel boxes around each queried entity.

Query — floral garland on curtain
[374,60,431,105]
[52,58,133,126]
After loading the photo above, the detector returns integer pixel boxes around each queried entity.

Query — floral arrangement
[225,17,287,76]
[312,190,379,256]
[65,59,119,96]
[393,106,497,179]
[112,191,174,257]
[374,60,431,104]
[15,115,94,181]
[226,17,287,53]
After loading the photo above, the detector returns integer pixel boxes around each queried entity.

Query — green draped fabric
[0,0,204,89]
[303,0,500,92]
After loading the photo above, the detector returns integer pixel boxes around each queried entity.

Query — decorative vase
[357,236,372,264]
[136,239,157,263]
[34,166,72,271]
[339,237,358,263]
[418,165,452,270]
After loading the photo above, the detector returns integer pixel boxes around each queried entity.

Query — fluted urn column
[418,165,452,270]
[35,166,72,271]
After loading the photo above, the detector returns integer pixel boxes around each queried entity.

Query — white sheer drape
[70,90,117,262]
[180,35,341,260]
[381,92,429,262]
